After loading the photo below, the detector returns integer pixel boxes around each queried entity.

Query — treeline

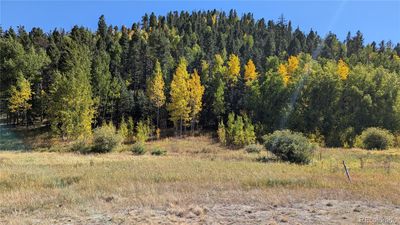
[1,10,400,147]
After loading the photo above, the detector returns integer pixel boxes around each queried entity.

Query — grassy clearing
[0,136,399,222]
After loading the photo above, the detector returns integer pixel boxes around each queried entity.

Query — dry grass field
[0,135,400,224]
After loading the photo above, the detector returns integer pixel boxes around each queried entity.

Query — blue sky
[1,1,399,43]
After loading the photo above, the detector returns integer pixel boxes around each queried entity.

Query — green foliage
[263,130,316,164]
[70,137,91,153]
[118,117,129,141]
[355,127,395,150]
[2,12,400,148]
[47,38,95,139]
[92,122,123,153]
[127,116,135,141]
[217,120,226,145]
[135,120,152,143]
[131,143,146,155]
[151,148,166,156]
[222,113,256,148]
[245,144,263,153]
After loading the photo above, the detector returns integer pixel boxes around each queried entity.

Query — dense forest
[1,10,400,147]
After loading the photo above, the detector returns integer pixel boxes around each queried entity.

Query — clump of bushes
[70,137,91,153]
[263,130,316,164]
[118,117,129,142]
[218,113,256,148]
[355,127,394,150]
[151,148,166,156]
[245,144,263,153]
[91,122,123,153]
[135,120,153,143]
[131,143,146,155]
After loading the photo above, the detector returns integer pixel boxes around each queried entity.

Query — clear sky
[1,0,400,43]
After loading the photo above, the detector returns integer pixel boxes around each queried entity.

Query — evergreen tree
[47,37,95,139]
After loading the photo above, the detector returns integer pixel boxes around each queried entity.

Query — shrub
[220,113,256,148]
[355,127,395,150]
[127,116,135,142]
[263,130,316,164]
[151,148,166,156]
[136,120,152,143]
[131,143,146,155]
[245,144,263,153]
[118,117,129,141]
[92,122,123,153]
[70,137,91,153]
[217,120,226,145]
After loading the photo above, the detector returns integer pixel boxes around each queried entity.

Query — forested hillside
[1,10,400,147]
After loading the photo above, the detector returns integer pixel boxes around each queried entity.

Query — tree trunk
[25,110,28,128]
[180,117,183,137]
[156,107,160,128]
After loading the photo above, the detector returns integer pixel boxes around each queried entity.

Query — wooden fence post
[343,160,351,183]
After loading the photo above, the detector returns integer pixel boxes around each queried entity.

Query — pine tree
[48,38,95,139]
[167,58,190,136]
[91,50,112,123]
[147,60,166,128]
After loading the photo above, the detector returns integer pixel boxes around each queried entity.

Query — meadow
[1,135,399,224]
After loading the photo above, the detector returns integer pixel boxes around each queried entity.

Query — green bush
[92,122,123,153]
[263,130,316,164]
[136,120,152,143]
[245,144,263,153]
[131,143,146,155]
[220,113,256,148]
[118,117,129,141]
[151,148,166,156]
[70,137,91,153]
[355,127,394,150]
[217,120,226,145]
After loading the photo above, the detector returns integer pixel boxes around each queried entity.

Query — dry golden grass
[0,136,399,223]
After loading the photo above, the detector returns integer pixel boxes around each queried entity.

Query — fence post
[343,160,351,183]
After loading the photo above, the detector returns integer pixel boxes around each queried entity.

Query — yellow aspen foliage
[278,63,289,86]
[147,60,166,128]
[167,58,190,132]
[226,54,241,83]
[147,60,166,109]
[337,59,350,80]
[8,75,32,113]
[211,14,217,25]
[188,69,205,123]
[278,56,299,86]
[244,59,258,85]
[287,55,299,74]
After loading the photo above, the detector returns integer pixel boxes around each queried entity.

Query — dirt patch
[3,200,399,224]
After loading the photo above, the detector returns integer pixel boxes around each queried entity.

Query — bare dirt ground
[4,199,399,224]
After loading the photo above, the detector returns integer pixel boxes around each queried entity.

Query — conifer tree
[48,38,95,139]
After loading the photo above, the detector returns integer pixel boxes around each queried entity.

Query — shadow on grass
[0,124,27,151]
